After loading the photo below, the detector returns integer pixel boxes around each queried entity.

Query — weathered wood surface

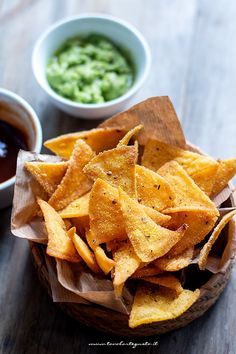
[1,0,236,353]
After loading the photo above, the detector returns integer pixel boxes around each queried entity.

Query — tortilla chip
[37,198,80,262]
[131,264,163,279]
[141,205,171,226]
[83,144,137,197]
[129,285,200,328]
[211,158,236,197]
[142,275,183,295]
[136,165,175,211]
[25,161,68,196]
[44,127,126,159]
[117,125,143,146]
[142,139,218,194]
[167,210,218,256]
[198,210,236,270]
[154,247,194,271]
[94,246,115,275]
[67,227,101,273]
[119,188,187,262]
[89,179,127,244]
[113,240,141,295]
[158,161,219,214]
[48,139,94,210]
[59,192,89,218]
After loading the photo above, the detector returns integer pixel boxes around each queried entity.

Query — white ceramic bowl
[32,13,151,119]
[0,88,42,209]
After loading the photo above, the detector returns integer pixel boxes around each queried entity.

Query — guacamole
[46,34,134,104]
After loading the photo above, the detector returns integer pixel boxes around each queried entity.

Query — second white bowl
[32,13,151,119]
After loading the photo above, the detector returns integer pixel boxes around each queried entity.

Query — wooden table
[1,0,236,353]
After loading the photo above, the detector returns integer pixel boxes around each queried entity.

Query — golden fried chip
[44,127,126,159]
[199,210,236,270]
[25,161,68,196]
[83,145,137,197]
[142,139,218,194]
[67,227,101,273]
[158,161,219,214]
[37,198,80,262]
[48,140,94,210]
[167,211,218,256]
[141,205,171,226]
[136,165,175,211]
[113,240,141,295]
[119,188,187,262]
[142,275,183,295]
[211,158,236,197]
[153,247,194,271]
[129,286,200,328]
[94,246,115,275]
[117,125,143,146]
[89,179,127,244]
[59,192,90,218]
[131,264,163,279]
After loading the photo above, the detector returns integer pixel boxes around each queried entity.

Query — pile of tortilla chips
[23,98,236,329]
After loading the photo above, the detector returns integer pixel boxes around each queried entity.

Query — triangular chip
[198,210,236,270]
[153,247,194,271]
[129,285,200,328]
[59,192,90,218]
[44,127,126,159]
[25,161,68,196]
[37,198,80,262]
[113,240,141,295]
[48,139,94,210]
[158,161,219,214]
[136,165,175,211]
[117,124,143,146]
[142,139,219,194]
[119,188,187,262]
[166,210,218,256]
[142,275,183,295]
[83,144,137,197]
[89,179,127,244]
[211,159,236,197]
[67,227,101,273]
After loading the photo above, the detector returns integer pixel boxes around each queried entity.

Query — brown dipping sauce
[0,119,28,183]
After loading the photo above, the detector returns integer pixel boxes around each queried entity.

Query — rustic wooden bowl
[29,190,236,337]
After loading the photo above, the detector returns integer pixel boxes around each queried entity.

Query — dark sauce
[0,120,28,183]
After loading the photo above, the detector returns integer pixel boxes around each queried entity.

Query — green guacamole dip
[46,34,134,104]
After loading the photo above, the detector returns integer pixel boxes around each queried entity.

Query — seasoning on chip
[136,164,175,211]
[153,247,194,271]
[211,158,236,197]
[83,144,137,197]
[142,274,183,295]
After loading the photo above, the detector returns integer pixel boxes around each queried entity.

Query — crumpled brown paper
[10,96,236,314]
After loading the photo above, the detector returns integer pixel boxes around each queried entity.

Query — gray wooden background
[1,0,236,353]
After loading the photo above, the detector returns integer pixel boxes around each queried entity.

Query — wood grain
[1,0,236,353]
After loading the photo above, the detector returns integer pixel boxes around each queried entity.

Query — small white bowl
[0,88,42,209]
[32,13,151,119]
